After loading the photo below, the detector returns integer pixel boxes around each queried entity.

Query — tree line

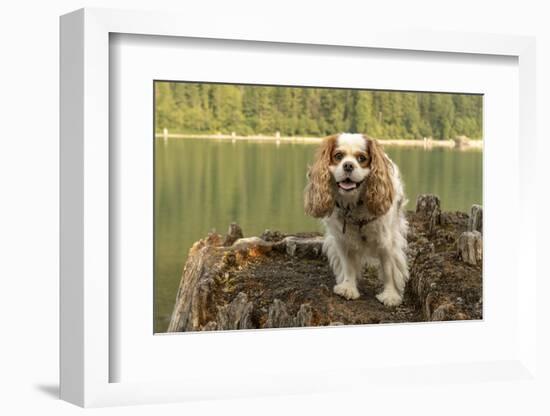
[155,82,482,140]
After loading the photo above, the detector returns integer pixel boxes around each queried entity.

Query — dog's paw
[333,282,360,300]
[376,289,403,307]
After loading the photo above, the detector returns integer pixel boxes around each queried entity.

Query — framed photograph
[156,81,484,334]
[60,8,538,408]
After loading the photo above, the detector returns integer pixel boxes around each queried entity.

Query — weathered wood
[457,231,483,266]
[222,222,244,246]
[415,194,441,234]
[266,299,292,328]
[216,292,254,330]
[469,204,483,234]
[281,236,324,258]
[167,233,224,332]
[167,199,482,332]
[452,135,470,148]
[294,304,314,327]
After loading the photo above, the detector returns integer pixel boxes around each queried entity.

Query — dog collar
[335,200,377,235]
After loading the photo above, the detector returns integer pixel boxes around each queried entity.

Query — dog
[304,133,409,306]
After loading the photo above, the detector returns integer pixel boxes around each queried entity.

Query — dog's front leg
[330,241,361,300]
[376,249,404,306]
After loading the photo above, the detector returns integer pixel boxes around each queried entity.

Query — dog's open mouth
[337,178,362,191]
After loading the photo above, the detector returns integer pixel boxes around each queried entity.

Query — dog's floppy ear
[304,135,337,218]
[364,136,395,216]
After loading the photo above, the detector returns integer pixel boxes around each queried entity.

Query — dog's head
[304,133,394,218]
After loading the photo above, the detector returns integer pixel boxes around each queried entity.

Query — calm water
[154,138,483,332]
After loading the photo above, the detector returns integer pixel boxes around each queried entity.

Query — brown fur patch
[304,135,337,218]
[363,136,395,216]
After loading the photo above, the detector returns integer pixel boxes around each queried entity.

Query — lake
[154,138,482,332]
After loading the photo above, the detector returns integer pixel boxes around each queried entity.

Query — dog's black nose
[343,162,354,173]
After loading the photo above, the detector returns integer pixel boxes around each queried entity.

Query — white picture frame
[60,7,538,408]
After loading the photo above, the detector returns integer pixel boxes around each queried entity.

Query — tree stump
[468,204,483,234]
[457,231,483,266]
[167,200,483,332]
[415,194,441,234]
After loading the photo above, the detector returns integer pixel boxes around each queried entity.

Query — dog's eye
[334,152,344,161]
[357,154,367,163]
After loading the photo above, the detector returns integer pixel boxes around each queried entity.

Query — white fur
[337,133,367,148]
[329,133,370,187]
[322,134,409,305]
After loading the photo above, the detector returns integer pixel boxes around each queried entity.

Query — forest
[155,82,483,140]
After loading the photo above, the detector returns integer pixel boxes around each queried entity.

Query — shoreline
[154,132,483,149]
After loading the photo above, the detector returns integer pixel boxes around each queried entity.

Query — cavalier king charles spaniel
[304,133,408,306]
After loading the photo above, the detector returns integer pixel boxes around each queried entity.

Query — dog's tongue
[339,181,357,190]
